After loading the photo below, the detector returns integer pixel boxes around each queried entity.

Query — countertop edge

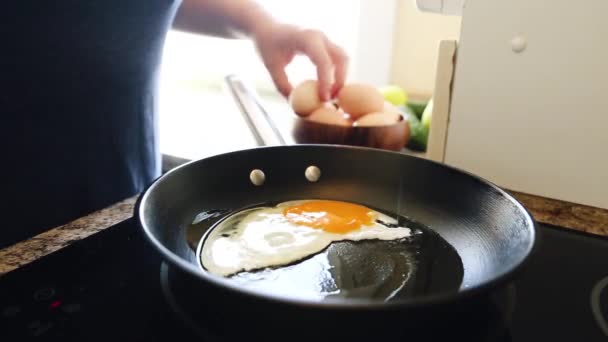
[1,191,607,276]
[0,196,137,275]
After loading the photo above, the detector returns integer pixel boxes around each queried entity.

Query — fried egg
[200,200,411,277]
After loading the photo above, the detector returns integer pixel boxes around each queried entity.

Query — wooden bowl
[293,114,410,151]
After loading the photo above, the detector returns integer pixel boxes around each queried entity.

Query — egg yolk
[283,200,376,234]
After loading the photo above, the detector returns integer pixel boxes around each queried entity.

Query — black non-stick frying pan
[136,79,536,341]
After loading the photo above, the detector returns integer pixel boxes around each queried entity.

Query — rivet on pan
[305,166,321,182]
[250,169,265,186]
[511,35,527,53]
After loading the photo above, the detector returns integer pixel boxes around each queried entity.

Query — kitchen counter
[1,190,607,276]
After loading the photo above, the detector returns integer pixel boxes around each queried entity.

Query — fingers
[328,42,349,98]
[267,63,292,98]
[259,27,349,101]
[298,30,334,101]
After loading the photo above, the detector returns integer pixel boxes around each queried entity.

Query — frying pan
[136,78,536,341]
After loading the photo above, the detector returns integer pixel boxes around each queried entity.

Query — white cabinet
[429,0,608,209]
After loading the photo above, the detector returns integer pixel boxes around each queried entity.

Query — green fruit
[408,122,429,152]
[379,85,408,106]
[398,105,428,151]
[406,99,428,119]
[421,99,433,130]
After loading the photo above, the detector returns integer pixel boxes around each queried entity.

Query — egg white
[200,200,412,277]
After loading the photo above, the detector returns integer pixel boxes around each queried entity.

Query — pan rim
[137,144,537,310]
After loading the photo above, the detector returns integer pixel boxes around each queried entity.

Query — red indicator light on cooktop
[50,300,61,309]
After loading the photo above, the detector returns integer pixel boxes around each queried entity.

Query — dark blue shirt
[1,0,181,247]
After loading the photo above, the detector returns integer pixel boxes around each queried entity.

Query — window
[159,0,396,159]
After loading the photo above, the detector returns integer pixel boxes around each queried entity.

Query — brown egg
[353,111,401,127]
[337,83,385,119]
[306,105,352,126]
[289,80,323,117]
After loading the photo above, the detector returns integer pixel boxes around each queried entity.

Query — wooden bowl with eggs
[290,81,410,151]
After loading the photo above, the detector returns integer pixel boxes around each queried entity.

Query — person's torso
[1,0,181,247]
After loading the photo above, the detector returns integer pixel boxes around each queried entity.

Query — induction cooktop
[0,217,607,341]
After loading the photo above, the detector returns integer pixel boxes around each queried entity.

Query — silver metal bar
[223,74,285,147]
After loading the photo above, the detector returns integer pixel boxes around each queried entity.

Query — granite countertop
[1,191,607,276]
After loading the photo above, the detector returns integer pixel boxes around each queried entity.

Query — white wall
[390,1,461,97]
[351,0,398,85]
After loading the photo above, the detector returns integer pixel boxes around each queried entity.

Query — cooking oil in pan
[188,202,463,301]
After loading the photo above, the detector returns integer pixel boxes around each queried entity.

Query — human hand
[252,23,349,101]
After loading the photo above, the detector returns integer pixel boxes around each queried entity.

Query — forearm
[173,0,276,39]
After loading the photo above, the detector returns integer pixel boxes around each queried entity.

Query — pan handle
[223,74,286,147]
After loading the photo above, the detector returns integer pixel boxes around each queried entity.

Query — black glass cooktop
[0,218,607,341]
